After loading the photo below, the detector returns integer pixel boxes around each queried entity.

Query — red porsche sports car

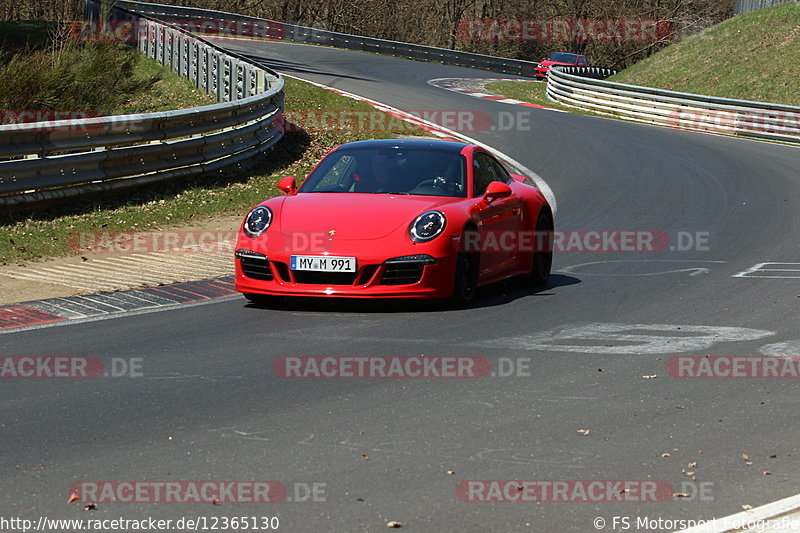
[534,52,589,79]
[234,138,553,306]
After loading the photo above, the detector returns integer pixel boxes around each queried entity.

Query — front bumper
[234,237,459,299]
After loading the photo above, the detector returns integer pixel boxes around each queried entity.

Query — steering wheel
[410,179,449,196]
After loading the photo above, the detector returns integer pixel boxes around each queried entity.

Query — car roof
[336,138,472,153]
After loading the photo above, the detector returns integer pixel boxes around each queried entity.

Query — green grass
[610,3,800,105]
[115,55,216,114]
[485,80,564,110]
[0,77,429,264]
[484,80,604,118]
[0,41,216,115]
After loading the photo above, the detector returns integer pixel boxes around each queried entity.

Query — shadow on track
[242,274,581,314]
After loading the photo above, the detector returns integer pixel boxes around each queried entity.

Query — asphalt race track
[2,40,800,532]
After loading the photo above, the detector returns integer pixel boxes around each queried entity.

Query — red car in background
[234,139,553,307]
[535,52,589,79]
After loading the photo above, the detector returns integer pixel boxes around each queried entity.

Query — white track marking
[734,262,800,279]
[760,341,800,357]
[471,323,774,354]
[558,260,727,277]
[0,295,241,335]
[675,492,800,532]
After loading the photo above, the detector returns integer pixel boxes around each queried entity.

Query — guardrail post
[189,41,198,88]
[257,70,267,92]
[171,30,180,73]
[157,25,164,65]
[236,61,245,100]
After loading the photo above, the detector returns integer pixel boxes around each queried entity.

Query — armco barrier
[0,0,284,208]
[547,66,800,144]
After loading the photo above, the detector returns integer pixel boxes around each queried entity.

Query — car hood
[277,193,455,240]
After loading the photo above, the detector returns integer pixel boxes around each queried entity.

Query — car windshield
[547,52,578,63]
[298,146,467,197]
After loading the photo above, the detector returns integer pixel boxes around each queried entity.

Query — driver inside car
[353,153,402,193]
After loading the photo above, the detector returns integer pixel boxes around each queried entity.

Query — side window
[472,154,495,196]
[473,152,506,196]
[486,155,510,182]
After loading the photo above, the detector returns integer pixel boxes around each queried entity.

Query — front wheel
[529,211,553,286]
[450,251,480,307]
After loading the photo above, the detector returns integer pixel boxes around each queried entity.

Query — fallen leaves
[386,521,402,528]
[642,375,658,379]
[68,493,79,503]
[660,452,671,458]
[577,429,591,436]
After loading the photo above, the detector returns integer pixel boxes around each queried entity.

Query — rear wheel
[450,250,480,307]
[243,293,283,307]
[529,211,553,286]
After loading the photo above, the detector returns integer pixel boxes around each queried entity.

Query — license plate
[290,255,356,272]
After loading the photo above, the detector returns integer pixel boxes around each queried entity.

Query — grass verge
[609,3,799,105]
[485,80,565,110]
[484,79,604,118]
[489,4,799,118]
[0,40,216,115]
[0,77,430,264]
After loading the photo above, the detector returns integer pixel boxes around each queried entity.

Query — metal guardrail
[113,0,543,78]
[0,0,285,208]
[734,0,795,14]
[547,66,800,144]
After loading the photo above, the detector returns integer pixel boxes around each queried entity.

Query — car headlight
[243,206,273,237]
[409,211,446,242]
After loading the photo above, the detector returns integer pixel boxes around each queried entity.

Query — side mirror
[483,181,512,203]
[277,176,297,195]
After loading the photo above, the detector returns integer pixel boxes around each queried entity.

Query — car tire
[451,250,480,307]
[243,293,283,307]
[529,211,553,286]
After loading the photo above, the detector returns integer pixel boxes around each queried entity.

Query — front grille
[240,256,272,281]
[293,271,358,285]
[381,263,424,285]
[273,261,291,282]
[357,265,380,285]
